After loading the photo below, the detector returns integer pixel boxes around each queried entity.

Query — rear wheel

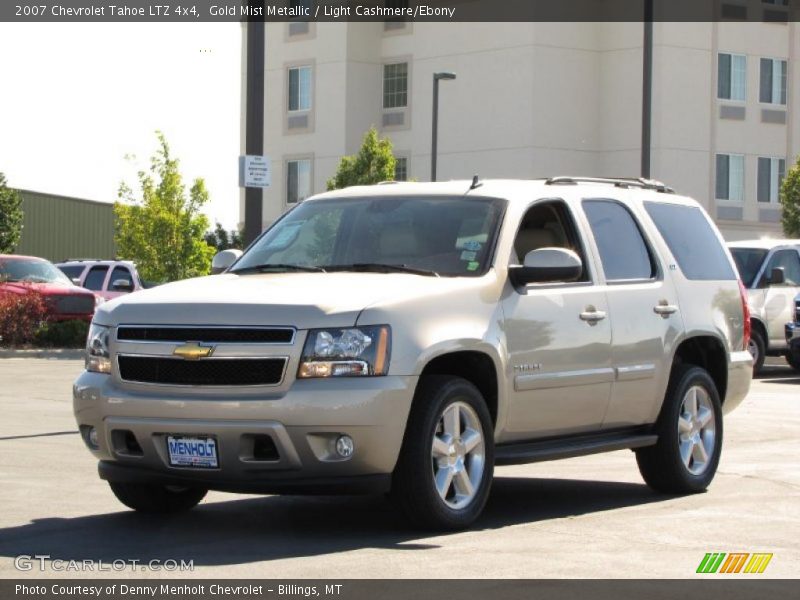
[109,482,207,513]
[747,327,766,374]
[392,376,494,530]
[636,365,723,494]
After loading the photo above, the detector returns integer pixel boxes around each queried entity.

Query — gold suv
[74,177,752,529]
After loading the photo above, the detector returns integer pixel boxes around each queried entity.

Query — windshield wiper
[232,263,327,274]
[323,263,440,277]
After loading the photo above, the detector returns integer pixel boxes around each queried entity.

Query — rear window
[644,202,736,281]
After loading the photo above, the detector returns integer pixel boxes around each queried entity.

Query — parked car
[74,177,751,529]
[0,254,99,321]
[785,293,800,371]
[56,259,146,302]
[727,239,800,373]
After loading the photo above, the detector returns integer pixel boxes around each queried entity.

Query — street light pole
[243,8,265,246]
[431,71,456,182]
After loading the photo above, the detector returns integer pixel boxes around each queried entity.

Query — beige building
[240,20,800,241]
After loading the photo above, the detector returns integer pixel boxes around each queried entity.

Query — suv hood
[94,271,474,329]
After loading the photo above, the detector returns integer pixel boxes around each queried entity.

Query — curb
[0,348,84,360]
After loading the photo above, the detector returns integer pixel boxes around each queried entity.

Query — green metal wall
[14,190,116,262]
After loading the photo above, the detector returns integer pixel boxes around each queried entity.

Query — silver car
[74,177,752,529]
[728,239,800,373]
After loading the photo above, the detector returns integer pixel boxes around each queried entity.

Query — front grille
[117,327,294,344]
[118,356,287,386]
[54,294,94,315]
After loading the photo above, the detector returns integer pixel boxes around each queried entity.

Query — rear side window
[583,199,655,281]
[58,265,84,281]
[83,266,109,291]
[644,202,736,281]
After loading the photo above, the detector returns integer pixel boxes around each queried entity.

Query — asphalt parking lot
[0,358,797,579]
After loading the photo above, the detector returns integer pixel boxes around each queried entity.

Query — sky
[0,22,242,229]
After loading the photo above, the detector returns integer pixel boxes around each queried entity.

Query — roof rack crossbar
[544,176,674,193]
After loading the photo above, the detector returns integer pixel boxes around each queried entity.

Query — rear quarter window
[644,202,736,281]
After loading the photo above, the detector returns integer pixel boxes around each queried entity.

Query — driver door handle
[580,309,607,323]
[654,303,678,316]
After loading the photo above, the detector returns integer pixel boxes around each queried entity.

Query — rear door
[580,196,683,428]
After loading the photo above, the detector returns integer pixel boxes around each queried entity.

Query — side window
[109,267,133,291]
[512,200,590,282]
[644,202,736,281]
[764,250,800,286]
[583,200,655,282]
[58,265,84,281]
[83,266,109,291]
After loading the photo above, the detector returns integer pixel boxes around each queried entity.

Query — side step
[495,430,658,466]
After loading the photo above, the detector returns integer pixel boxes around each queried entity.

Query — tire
[785,350,800,373]
[109,482,207,513]
[636,365,723,494]
[747,327,766,375]
[392,375,494,530]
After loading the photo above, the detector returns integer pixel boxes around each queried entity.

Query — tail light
[738,279,751,351]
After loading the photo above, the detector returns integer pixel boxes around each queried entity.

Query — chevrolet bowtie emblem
[173,341,215,360]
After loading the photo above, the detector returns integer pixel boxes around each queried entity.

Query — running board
[495,431,658,466]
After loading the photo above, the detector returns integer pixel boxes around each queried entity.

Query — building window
[757,157,786,203]
[718,53,746,101]
[762,0,788,5]
[287,159,312,204]
[384,0,409,30]
[288,0,313,37]
[383,62,408,109]
[288,66,312,112]
[759,58,787,105]
[394,157,408,181]
[716,154,745,202]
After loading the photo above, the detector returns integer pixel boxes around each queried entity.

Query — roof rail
[63,258,104,262]
[544,176,674,193]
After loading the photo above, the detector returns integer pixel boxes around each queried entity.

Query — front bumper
[73,371,417,494]
[723,350,752,414]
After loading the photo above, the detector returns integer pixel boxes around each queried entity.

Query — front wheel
[747,328,766,374]
[785,349,800,373]
[109,482,207,513]
[392,376,494,530]
[636,365,723,494]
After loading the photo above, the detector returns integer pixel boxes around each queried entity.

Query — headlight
[298,326,390,378]
[86,323,111,373]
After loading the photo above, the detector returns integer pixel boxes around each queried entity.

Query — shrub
[0,290,49,347]
[35,319,90,348]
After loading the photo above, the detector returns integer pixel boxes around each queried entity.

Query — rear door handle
[580,309,607,323]
[654,303,678,316]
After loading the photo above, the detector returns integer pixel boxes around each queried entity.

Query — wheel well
[419,351,498,425]
[672,337,728,403]
[750,317,767,344]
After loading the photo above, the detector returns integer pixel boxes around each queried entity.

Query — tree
[0,173,23,254]
[781,155,800,238]
[204,221,243,253]
[326,127,397,191]
[115,132,216,283]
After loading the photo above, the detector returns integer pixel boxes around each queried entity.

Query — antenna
[469,175,482,190]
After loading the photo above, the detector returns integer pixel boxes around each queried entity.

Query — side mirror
[509,248,583,287]
[71,278,81,286]
[767,267,785,286]
[111,279,134,292]
[212,249,243,274]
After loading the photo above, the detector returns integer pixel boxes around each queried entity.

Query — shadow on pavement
[0,477,672,567]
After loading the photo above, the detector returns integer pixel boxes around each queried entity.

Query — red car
[0,254,99,322]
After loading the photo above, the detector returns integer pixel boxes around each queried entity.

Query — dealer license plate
[167,435,218,468]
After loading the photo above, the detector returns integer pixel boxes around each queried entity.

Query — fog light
[335,435,354,458]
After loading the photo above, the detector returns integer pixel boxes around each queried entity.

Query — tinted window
[583,200,655,281]
[58,265,85,281]
[644,202,736,281]
[730,248,769,288]
[83,266,109,291]
[109,267,133,290]
[765,249,800,286]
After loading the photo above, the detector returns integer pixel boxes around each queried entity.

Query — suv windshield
[0,258,74,285]
[232,195,506,277]
[730,248,768,288]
